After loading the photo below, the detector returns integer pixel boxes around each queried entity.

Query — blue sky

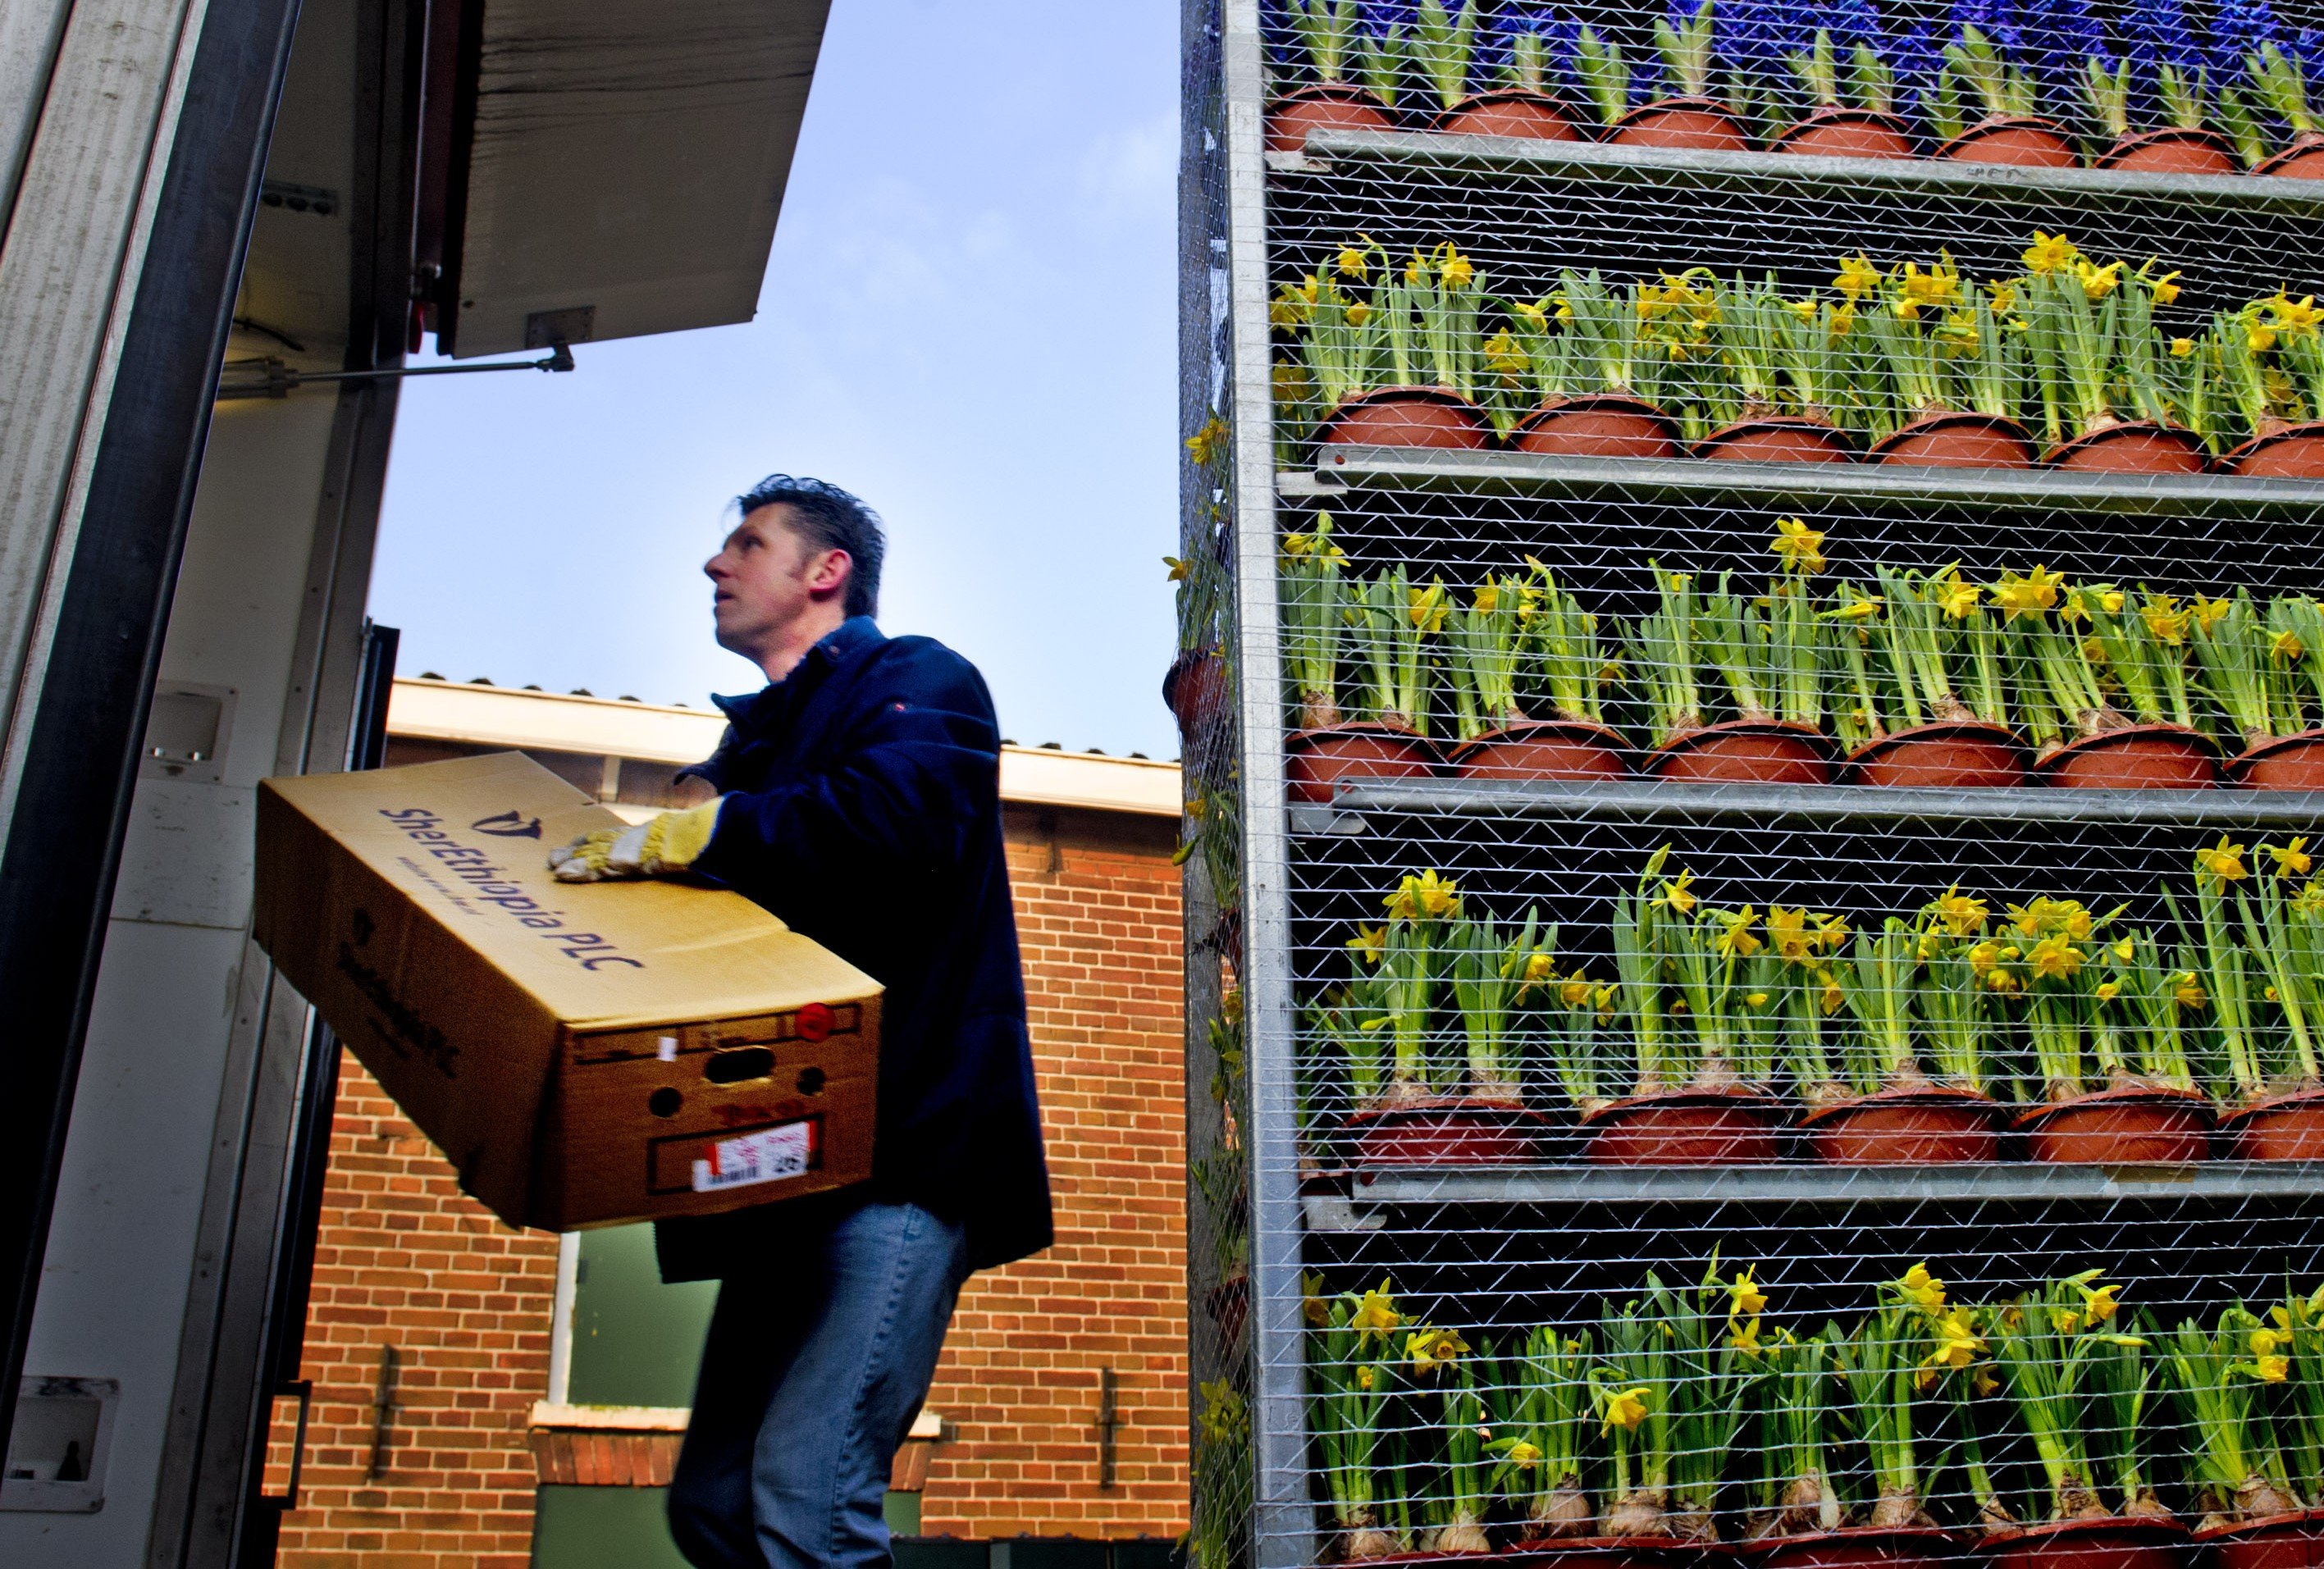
[369,0,1180,757]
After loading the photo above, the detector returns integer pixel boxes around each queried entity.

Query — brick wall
[277,1063,562,1569]
[271,793,1186,1558]
[917,805,1189,1539]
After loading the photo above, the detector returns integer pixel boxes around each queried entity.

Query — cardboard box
[253,751,882,1231]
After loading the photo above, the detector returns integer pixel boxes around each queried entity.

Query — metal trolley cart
[1180,2,2324,1567]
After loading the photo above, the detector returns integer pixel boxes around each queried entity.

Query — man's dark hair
[736,474,885,619]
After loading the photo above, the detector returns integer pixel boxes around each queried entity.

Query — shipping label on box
[253,751,882,1230]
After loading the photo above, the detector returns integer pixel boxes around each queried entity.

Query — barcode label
[692,1121,816,1193]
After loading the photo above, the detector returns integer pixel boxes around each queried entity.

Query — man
[549,475,1051,1569]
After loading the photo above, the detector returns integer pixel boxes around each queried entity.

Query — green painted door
[532,1225,716,1569]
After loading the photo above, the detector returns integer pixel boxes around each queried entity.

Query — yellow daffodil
[1926,1315,1988,1371]
[1601,1385,1651,1430]
[2272,838,2314,877]
[2192,595,2233,633]
[2095,981,2121,1001]
[1832,595,1882,621]
[1348,925,1386,965]
[1771,517,1828,574]
[2254,1326,2290,1357]
[1437,244,1475,290]
[1474,582,1501,615]
[1730,1316,1766,1355]
[1356,1364,1377,1391]
[2030,936,2084,983]
[1520,950,1557,987]
[1336,244,1371,281]
[1560,974,1592,1007]
[2150,270,2183,305]
[1386,869,1460,923]
[1165,555,1192,582]
[1969,941,2005,977]
[1659,870,1698,914]
[1929,887,1990,937]
[1898,1264,1947,1312]
[2080,1283,2121,1322]
[1345,300,1372,327]
[1186,417,1230,467]
[2112,937,2135,963]
[2143,595,2190,646]
[2175,972,2207,1009]
[1746,991,1769,1007]
[1819,970,1845,1015]
[1512,299,1550,332]
[1931,571,1981,620]
[1769,906,1815,964]
[2024,230,2080,275]
[2075,258,2126,301]
[1788,296,1819,322]
[1833,254,1883,303]
[1937,309,1981,356]
[1407,581,1449,634]
[2171,337,2195,356]
[2053,1308,2084,1334]
[2248,1354,2292,1383]
[1502,1439,1543,1468]
[1483,330,1527,381]
[1714,905,1764,960]
[1349,1282,1400,1339]
[2199,836,2250,884]
[1731,1268,1769,1319]
[1407,1326,1469,1372]
[2267,291,2324,341]
[1897,258,1963,312]
[1828,300,1857,338]
[1992,567,2063,620]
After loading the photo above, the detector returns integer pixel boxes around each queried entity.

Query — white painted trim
[546,1231,580,1407]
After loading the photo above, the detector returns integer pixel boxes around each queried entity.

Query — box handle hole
[648,1087,682,1118]
[704,1046,775,1084]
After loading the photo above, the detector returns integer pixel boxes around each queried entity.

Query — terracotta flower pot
[2098,127,2240,175]
[1608,97,1750,150]
[1582,1087,1788,1165]
[1319,385,1493,449]
[2193,1510,2324,1569]
[1509,395,1684,459]
[1936,116,2081,167]
[1285,723,1439,804]
[1848,723,2029,788]
[2219,1090,2324,1161]
[1800,1088,2005,1165]
[1447,718,1628,782]
[2013,1086,2213,1164]
[1163,649,1230,745]
[1982,1517,2188,1569]
[1694,417,1856,463]
[1869,413,2037,469]
[2230,731,2324,789]
[1263,83,1396,156]
[2224,422,2324,478]
[2037,725,2221,790]
[1347,1096,1549,1166]
[2257,136,2324,179]
[1770,107,1918,161]
[2043,422,2210,474]
[1509,1536,1706,1569]
[1433,89,1580,141]
[1649,721,1836,785]
[1746,1526,1961,1569]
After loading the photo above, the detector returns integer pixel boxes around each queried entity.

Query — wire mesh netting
[1182,2,2324,1567]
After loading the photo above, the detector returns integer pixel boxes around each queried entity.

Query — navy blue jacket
[653,617,1052,1279]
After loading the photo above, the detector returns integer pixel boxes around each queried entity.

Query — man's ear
[806,548,853,601]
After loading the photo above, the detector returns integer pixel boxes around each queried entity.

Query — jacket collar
[710,615,886,730]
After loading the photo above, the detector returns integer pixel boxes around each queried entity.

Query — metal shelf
[1338,1160,2324,1208]
[1284,446,2324,516]
[1280,129,2324,213]
[1295,778,2324,832]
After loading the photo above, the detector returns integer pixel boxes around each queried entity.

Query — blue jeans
[667,1202,970,1569]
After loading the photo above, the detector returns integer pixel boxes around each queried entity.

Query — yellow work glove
[549,798,724,882]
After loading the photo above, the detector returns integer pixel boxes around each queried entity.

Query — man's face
[705,506,829,656]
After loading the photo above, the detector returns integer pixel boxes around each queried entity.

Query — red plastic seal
[796,1002,833,1042]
